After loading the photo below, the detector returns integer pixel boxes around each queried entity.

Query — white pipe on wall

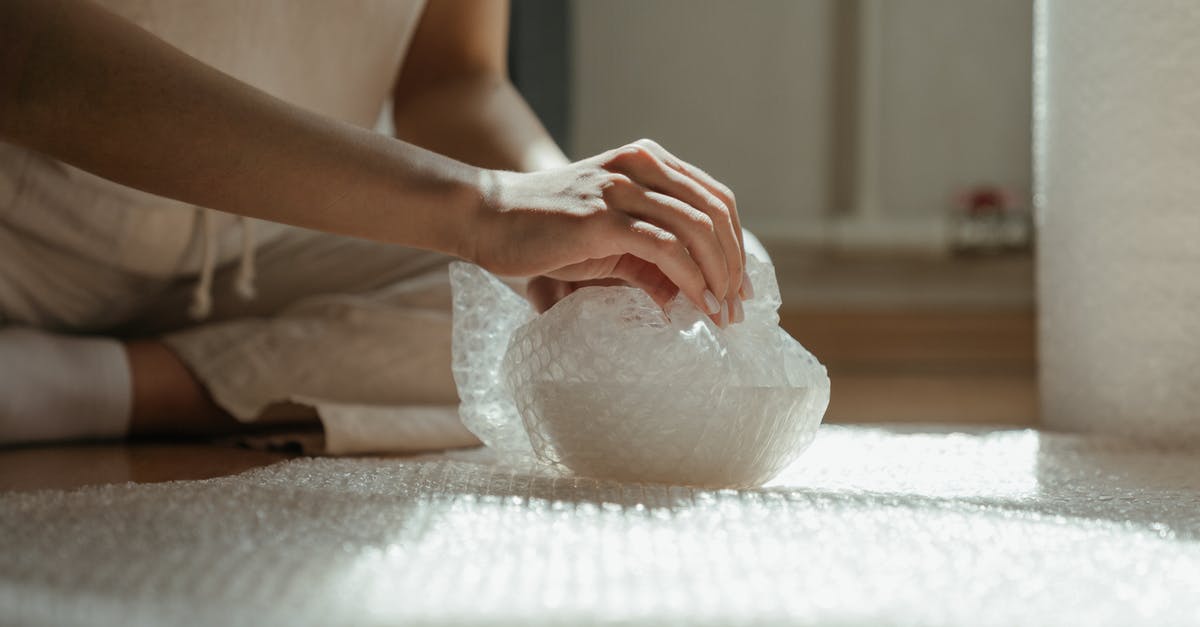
[850,0,883,224]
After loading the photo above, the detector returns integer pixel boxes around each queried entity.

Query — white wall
[571,0,1033,252]
[571,0,836,241]
[878,0,1033,222]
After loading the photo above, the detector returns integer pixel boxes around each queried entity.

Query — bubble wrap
[450,257,830,487]
[1035,0,1200,439]
[4,426,1200,626]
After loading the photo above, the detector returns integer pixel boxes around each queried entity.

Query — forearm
[0,0,481,256]
[392,74,568,173]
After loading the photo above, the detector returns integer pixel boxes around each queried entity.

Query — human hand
[468,139,750,326]
[524,276,624,314]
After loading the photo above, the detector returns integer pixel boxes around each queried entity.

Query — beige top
[0,0,427,279]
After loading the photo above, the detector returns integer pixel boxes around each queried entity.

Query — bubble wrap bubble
[4,426,1200,626]
[1035,0,1200,439]
[450,257,830,486]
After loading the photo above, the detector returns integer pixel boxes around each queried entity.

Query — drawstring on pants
[235,217,257,300]
[189,209,258,319]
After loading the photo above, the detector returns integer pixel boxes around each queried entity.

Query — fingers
[607,255,679,310]
[605,143,744,309]
[606,182,730,317]
[530,272,670,314]
[604,141,749,316]
[526,275,572,314]
[629,139,750,299]
[598,216,714,317]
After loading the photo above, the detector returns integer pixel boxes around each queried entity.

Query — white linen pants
[0,208,480,454]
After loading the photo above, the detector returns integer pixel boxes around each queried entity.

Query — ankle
[126,340,238,437]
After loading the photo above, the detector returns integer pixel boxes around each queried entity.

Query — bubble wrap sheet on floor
[3,425,1200,626]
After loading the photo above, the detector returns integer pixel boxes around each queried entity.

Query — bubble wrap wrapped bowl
[450,256,830,487]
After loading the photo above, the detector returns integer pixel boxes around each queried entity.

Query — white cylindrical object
[1036,1,1200,438]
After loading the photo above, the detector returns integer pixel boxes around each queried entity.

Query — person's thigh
[117,225,456,336]
[0,221,164,333]
[122,225,462,420]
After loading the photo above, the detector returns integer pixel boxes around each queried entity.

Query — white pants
[0,208,480,453]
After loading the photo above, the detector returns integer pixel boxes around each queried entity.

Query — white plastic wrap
[7,427,1200,626]
[1035,0,1200,438]
[450,256,830,487]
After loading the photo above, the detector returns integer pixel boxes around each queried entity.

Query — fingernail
[703,290,721,314]
[732,298,744,324]
[719,301,730,328]
[741,271,755,299]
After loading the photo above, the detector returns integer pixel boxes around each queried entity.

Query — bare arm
[0,0,746,317]
[391,0,566,173]
[390,0,748,319]
[0,0,482,256]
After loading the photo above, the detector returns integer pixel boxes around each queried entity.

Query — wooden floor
[772,246,1037,427]
[0,442,295,492]
[780,308,1036,426]
[0,250,1037,493]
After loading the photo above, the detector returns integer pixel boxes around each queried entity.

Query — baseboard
[751,216,953,256]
